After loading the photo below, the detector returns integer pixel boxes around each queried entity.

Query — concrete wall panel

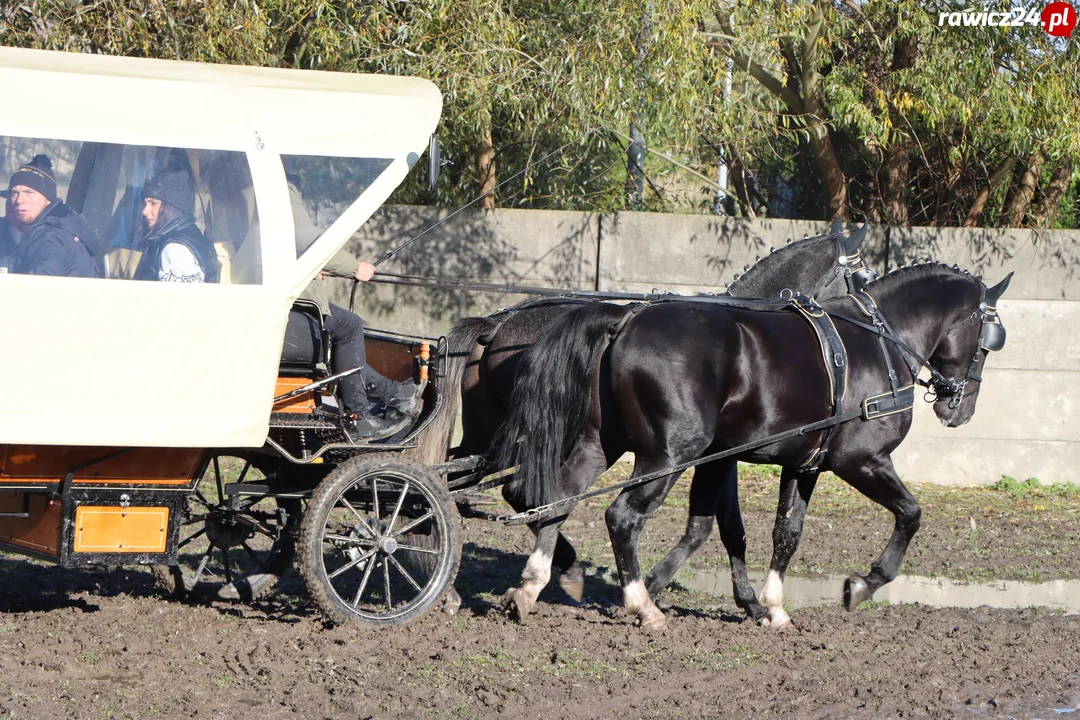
[323,205,1079,486]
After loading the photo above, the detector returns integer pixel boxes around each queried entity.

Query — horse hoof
[763,608,792,629]
[441,588,462,616]
[843,573,873,611]
[501,589,532,624]
[639,612,667,631]
[559,568,585,603]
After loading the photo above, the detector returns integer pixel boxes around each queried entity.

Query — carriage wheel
[153,452,298,602]
[298,454,459,625]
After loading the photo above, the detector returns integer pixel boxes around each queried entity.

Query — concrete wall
[333,205,1078,487]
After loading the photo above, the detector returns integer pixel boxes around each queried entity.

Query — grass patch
[989,476,1080,499]
[541,648,618,680]
[682,643,770,672]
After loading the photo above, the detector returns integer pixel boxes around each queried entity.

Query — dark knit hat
[144,158,196,218]
[2,154,57,202]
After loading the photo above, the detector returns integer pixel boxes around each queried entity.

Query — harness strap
[834,294,960,395]
[790,295,848,472]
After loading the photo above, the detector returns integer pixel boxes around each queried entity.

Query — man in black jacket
[2,154,103,278]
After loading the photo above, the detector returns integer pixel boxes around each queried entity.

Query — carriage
[0,47,461,625]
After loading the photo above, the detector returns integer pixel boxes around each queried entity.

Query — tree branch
[712,10,803,113]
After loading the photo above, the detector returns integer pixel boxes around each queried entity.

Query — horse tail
[498,302,633,509]
[405,316,495,466]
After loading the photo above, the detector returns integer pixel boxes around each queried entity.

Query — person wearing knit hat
[3,153,58,232]
[6,154,104,278]
[133,154,220,283]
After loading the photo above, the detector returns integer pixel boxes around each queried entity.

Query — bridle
[934,285,1006,408]
[835,281,1006,410]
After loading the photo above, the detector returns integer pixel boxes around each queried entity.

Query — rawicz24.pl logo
[938,2,1077,36]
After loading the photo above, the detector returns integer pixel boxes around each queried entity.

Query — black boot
[346,408,413,442]
[387,379,424,417]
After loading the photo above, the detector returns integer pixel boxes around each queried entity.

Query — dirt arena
[2,467,1078,719]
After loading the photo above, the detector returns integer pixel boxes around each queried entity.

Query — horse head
[928,270,1013,428]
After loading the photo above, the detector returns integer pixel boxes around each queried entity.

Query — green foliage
[990,475,1080,499]
[1,1,1076,223]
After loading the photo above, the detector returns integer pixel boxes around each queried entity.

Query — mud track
[2,468,1078,719]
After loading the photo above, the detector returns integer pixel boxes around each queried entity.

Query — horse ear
[830,218,844,236]
[843,224,868,254]
[986,271,1014,304]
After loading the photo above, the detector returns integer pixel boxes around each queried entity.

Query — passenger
[2,154,103,278]
[289,181,422,441]
[133,158,220,283]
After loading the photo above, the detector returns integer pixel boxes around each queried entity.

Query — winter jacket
[133,213,221,284]
[12,201,103,278]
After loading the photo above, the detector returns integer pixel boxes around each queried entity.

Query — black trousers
[323,303,398,413]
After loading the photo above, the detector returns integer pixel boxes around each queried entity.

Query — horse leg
[501,438,610,622]
[835,457,921,610]
[644,459,765,622]
[712,460,768,622]
[606,463,685,630]
[759,468,819,628]
[644,468,703,597]
[500,517,565,622]
[553,532,584,603]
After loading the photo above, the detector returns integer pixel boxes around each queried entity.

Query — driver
[290,182,422,441]
[2,154,103,278]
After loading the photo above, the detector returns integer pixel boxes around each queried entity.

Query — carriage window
[0,135,261,284]
[283,155,393,259]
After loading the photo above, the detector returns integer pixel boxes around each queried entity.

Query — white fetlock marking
[517,549,552,605]
[760,569,785,618]
[624,580,664,626]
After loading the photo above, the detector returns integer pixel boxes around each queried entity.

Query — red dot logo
[1042,1,1077,36]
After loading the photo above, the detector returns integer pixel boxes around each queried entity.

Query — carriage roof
[0,49,442,449]
[0,47,441,156]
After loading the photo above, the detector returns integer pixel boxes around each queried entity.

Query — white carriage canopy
[0,47,442,448]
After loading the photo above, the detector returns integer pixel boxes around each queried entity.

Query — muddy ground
[2,466,1079,719]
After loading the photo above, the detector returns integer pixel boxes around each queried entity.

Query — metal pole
[625,0,653,210]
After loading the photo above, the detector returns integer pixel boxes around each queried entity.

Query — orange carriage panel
[365,336,418,383]
[0,493,62,557]
[272,376,319,414]
[0,446,204,486]
[73,506,169,554]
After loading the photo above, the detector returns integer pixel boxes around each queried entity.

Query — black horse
[497,264,1012,628]
[406,227,875,617]
[407,226,875,614]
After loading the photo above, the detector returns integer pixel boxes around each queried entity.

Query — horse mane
[863,261,981,293]
[727,232,843,295]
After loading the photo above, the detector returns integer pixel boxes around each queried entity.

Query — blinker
[980,319,1006,353]
[852,267,878,292]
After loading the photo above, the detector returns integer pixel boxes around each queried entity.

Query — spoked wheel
[154,452,299,602]
[298,454,459,626]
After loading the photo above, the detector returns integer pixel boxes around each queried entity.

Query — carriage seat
[280,303,328,375]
